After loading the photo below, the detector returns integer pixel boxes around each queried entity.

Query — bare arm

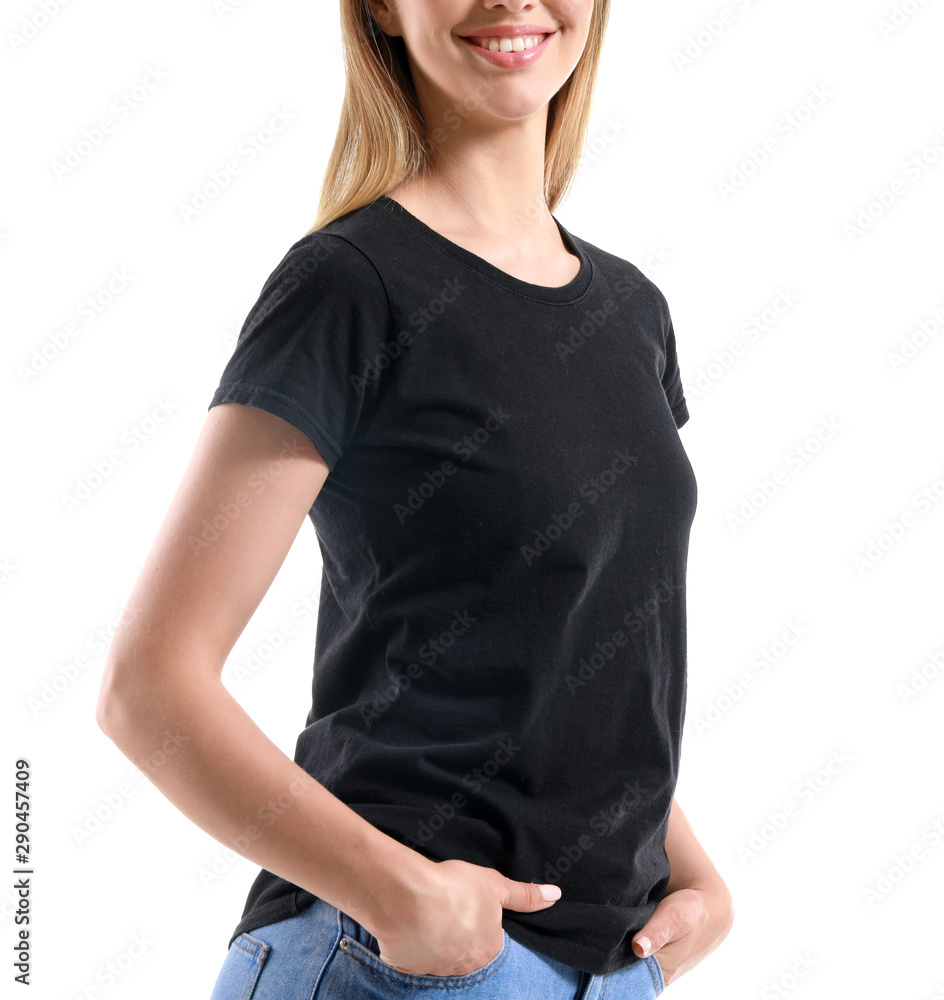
[96,402,435,936]
[631,797,734,983]
[663,796,732,897]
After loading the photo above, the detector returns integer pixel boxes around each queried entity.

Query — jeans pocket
[209,932,271,1000]
[644,953,665,996]
[337,911,511,990]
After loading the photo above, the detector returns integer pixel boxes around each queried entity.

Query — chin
[475,88,557,123]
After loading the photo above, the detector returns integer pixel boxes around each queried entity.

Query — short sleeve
[208,233,393,471]
[661,311,690,430]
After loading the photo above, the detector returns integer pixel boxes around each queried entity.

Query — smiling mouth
[464,33,551,52]
[458,31,557,66]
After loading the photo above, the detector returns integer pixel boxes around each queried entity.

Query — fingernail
[636,936,651,957]
[541,885,562,901]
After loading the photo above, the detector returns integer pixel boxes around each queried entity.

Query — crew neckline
[375,193,593,304]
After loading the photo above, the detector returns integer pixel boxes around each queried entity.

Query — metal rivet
[339,938,349,949]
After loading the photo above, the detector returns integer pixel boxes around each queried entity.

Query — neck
[397,85,556,242]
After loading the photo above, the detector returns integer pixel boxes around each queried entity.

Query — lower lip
[460,32,555,68]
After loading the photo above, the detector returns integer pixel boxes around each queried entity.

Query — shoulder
[271,199,397,295]
[274,230,382,290]
[236,224,394,349]
[250,225,391,326]
[571,231,670,322]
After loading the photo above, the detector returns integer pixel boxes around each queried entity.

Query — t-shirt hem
[503,920,640,977]
[227,895,303,949]
[225,893,639,977]
[209,381,343,471]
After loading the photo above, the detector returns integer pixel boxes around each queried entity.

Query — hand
[369,858,562,977]
[632,880,734,987]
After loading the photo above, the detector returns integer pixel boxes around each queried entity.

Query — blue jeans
[209,896,666,999]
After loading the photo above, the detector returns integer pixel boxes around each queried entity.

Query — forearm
[663,797,731,897]
[633,798,735,977]
[96,667,435,936]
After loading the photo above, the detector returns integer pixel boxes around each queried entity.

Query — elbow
[95,653,212,748]
[95,689,119,736]
[95,679,130,743]
[715,882,735,940]
[95,653,140,741]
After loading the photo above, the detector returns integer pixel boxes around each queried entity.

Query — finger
[632,896,692,957]
[501,878,562,913]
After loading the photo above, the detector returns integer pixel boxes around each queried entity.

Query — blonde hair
[306,0,611,234]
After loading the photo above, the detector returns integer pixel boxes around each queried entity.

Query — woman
[96,1,734,997]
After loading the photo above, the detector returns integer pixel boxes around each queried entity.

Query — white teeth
[476,34,546,52]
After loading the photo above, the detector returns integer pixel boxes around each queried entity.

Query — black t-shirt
[207,194,697,976]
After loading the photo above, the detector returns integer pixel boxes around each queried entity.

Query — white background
[3,0,943,998]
